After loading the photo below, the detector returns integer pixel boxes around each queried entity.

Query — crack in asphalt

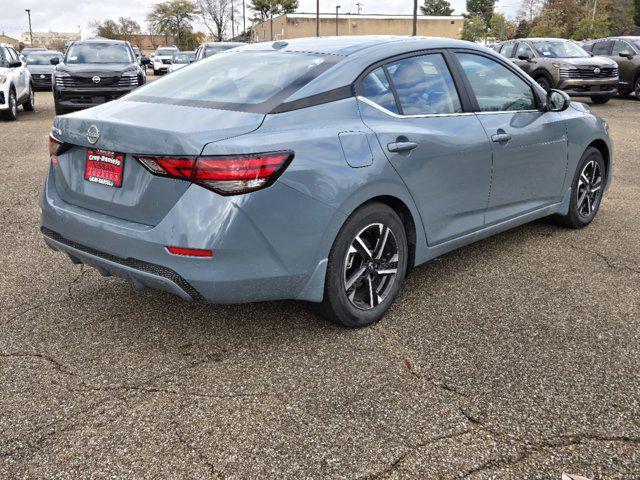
[568,243,640,275]
[360,430,472,480]
[0,352,77,377]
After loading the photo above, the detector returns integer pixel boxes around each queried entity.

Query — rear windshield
[129,50,340,113]
[532,40,590,58]
[172,53,194,63]
[26,53,62,65]
[203,45,234,57]
[66,43,132,64]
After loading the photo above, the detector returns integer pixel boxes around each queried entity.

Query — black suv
[583,37,640,97]
[51,39,146,115]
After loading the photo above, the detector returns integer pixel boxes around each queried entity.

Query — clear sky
[2,0,520,41]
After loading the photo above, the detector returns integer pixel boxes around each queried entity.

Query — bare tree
[198,0,232,41]
[517,0,542,22]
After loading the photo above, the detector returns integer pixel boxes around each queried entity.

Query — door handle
[387,141,418,153]
[491,132,512,143]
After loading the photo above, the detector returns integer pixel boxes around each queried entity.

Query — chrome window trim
[358,96,542,118]
[357,96,474,119]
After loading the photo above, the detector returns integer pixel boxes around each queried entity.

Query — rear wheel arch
[533,69,554,87]
[347,195,417,275]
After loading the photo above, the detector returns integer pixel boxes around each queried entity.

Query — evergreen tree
[420,0,454,16]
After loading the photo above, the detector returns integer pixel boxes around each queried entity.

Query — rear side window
[456,53,537,112]
[612,40,633,55]
[500,43,515,58]
[132,50,339,113]
[361,67,399,114]
[592,41,612,56]
[386,54,462,115]
[582,42,594,53]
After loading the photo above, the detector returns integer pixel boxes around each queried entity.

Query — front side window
[131,50,339,113]
[456,53,537,112]
[612,40,634,55]
[204,45,233,58]
[361,67,399,114]
[7,48,20,63]
[385,54,462,115]
[500,42,516,58]
[591,41,612,56]
[66,43,132,64]
[515,42,534,59]
[532,40,591,58]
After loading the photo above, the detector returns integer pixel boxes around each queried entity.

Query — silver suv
[498,38,618,104]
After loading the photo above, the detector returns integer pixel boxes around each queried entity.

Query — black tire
[590,96,611,104]
[550,147,605,229]
[318,202,408,328]
[534,74,552,91]
[635,76,640,98]
[22,84,35,111]
[1,88,18,121]
[54,102,69,115]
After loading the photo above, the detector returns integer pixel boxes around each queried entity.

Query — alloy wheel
[576,159,602,218]
[343,223,399,310]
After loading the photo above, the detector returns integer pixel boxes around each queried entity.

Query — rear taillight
[135,151,294,195]
[49,134,72,159]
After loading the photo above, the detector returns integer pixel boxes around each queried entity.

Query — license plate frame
[84,148,125,188]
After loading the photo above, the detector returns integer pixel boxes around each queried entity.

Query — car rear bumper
[55,86,137,110]
[40,163,340,304]
[558,77,618,97]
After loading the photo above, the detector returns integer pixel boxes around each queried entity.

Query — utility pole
[356,2,363,14]
[335,5,340,36]
[231,0,235,39]
[25,9,33,45]
[242,0,246,38]
[316,0,320,37]
[412,0,417,36]
[269,0,274,40]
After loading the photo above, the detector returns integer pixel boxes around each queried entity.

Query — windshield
[26,53,61,65]
[66,43,132,64]
[203,45,233,58]
[130,50,339,113]
[532,40,590,58]
[156,49,176,56]
[172,53,194,64]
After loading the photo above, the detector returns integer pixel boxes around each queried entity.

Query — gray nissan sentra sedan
[41,36,613,328]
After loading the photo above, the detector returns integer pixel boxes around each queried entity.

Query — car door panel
[454,51,569,225]
[360,102,493,244]
[476,111,568,223]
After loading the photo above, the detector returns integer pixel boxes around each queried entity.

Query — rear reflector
[166,246,213,257]
[135,151,293,195]
[49,134,72,157]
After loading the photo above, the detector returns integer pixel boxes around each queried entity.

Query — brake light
[49,134,72,159]
[166,246,213,257]
[135,152,293,195]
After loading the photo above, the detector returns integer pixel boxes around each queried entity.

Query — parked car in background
[1,43,34,120]
[194,42,244,61]
[42,37,612,327]
[19,46,46,61]
[51,39,145,115]
[498,38,618,103]
[26,50,63,90]
[168,51,195,72]
[132,46,142,65]
[583,37,640,97]
[150,46,178,75]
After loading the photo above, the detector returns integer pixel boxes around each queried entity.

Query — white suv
[150,46,178,75]
[1,44,34,120]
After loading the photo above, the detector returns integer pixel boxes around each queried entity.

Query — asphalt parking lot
[0,82,639,478]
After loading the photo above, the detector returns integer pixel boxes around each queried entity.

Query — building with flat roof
[0,34,20,48]
[20,31,80,49]
[252,13,464,42]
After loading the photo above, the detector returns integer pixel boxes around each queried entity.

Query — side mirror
[546,89,571,112]
[619,50,634,59]
[50,57,60,65]
[518,53,532,62]
[8,60,22,68]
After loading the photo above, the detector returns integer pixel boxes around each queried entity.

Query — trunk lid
[53,98,264,225]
